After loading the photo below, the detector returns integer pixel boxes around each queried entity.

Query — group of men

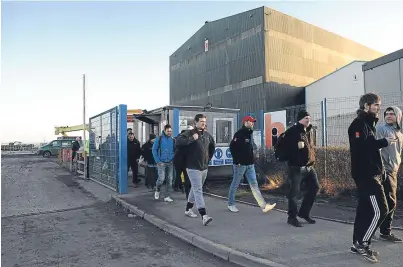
[276,92,401,263]
[126,94,401,261]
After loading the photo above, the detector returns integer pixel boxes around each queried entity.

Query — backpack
[274,131,288,161]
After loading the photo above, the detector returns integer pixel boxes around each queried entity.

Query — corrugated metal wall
[170,7,266,104]
[264,7,384,87]
[170,6,383,130]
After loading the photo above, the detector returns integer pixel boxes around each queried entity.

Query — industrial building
[305,60,366,118]
[169,6,383,130]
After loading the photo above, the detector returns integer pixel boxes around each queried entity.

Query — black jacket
[173,130,188,169]
[230,126,254,165]
[72,140,80,152]
[284,123,315,167]
[127,138,141,160]
[141,141,155,165]
[175,129,215,171]
[348,110,388,180]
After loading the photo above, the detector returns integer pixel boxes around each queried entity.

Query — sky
[1,0,403,143]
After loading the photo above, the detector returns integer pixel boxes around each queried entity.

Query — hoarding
[264,110,286,148]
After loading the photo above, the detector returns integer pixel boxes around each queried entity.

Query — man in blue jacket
[152,124,175,202]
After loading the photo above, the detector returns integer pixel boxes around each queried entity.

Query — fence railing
[58,149,86,178]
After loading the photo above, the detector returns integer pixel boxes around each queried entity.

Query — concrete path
[114,187,403,267]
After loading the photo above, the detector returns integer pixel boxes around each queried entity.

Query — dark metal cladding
[170,6,382,129]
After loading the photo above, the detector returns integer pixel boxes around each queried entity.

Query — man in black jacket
[128,132,141,186]
[283,110,319,228]
[72,137,81,161]
[228,115,277,213]
[176,114,215,226]
[173,126,193,198]
[348,93,396,263]
[141,134,157,190]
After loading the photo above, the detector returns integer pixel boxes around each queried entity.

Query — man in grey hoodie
[376,106,403,243]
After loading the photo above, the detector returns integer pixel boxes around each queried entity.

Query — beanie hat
[297,110,310,121]
[149,133,157,140]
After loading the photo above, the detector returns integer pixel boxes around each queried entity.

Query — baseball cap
[242,115,256,123]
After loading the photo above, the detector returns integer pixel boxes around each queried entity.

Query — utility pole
[83,74,88,179]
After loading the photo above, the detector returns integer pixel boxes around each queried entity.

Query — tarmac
[112,187,403,267]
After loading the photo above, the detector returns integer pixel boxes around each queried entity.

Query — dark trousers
[128,159,139,183]
[379,172,397,236]
[174,165,191,198]
[287,166,320,219]
[174,166,184,190]
[353,176,390,245]
[145,166,157,188]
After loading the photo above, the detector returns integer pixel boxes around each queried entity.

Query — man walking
[176,114,215,226]
[173,126,194,198]
[141,133,158,190]
[127,132,141,186]
[228,115,277,213]
[283,110,319,228]
[152,125,175,202]
[375,106,403,243]
[348,93,396,263]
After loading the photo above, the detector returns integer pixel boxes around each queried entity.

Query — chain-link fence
[258,92,403,197]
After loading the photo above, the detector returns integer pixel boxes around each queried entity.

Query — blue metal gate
[89,105,128,193]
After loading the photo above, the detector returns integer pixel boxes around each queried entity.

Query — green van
[38,136,80,157]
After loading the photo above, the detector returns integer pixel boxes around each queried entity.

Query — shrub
[256,147,402,198]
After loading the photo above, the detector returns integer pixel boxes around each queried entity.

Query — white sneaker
[185,209,198,218]
[164,197,173,202]
[262,203,276,213]
[202,215,213,226]
[154,191,160,200]
[228,205,239,213]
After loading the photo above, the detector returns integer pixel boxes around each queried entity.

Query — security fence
[89,105,128,193]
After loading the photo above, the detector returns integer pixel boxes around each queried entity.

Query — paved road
[1,156,237,267]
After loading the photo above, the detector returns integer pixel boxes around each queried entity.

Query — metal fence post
[321,101,325,147]
[118,104,128,194]
[173,108,179,137]
[324,98,328,147]
[259,110,264,149]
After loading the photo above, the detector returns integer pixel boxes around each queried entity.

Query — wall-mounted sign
[209,147,233,166]
[204,39,209,52]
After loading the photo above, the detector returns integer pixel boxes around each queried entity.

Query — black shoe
[350,243,379,263]
[287,218,303,227]
[298,215,316,224]
[379,233,403,243]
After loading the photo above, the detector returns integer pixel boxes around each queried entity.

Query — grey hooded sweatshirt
[376,106,403,173]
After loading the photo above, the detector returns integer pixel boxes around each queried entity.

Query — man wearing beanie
[228,115,277,213]
[141,134,157,190]
[282,110,319,228]
[374,106,403,243]
[348,93,396,263]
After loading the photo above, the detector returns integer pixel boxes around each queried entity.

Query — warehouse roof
[362,48,403,71]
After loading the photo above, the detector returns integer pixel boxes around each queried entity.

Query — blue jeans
[156,162,173,197]
[228,164,266,208]
[187,169,208,209]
